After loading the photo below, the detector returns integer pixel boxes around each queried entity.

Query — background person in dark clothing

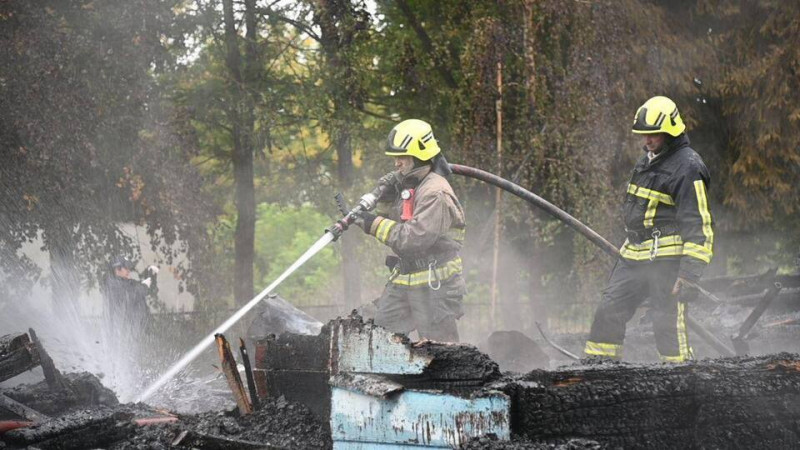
[102,256,157,331]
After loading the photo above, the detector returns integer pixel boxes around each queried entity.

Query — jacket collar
[401,165,431,188]
[639,134,690,170]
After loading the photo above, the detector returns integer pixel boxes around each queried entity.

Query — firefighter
[102,256,157,331]
[584,96,713,362]
[355,119,467,342]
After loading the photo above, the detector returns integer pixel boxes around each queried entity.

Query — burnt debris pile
[462,434,601,450]
[5,311,800,448]
[505,353,800,448]
[0,397,331,449]
[1,329,330,449]
[256,314,510,447]
[3,371,117,417]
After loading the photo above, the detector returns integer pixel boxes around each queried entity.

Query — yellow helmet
[631,96,686,137]
[385,119,441,161]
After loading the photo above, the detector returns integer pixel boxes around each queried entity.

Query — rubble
[461,434,601,449]
[481,330,551,372]
[179,395,331,449]
[504,353,800,448]
[253,314,800,448]
[0,334,39,383]
[4,287,800,449]
[1,391,331,449]
[3,407,136,449]
[0,327,330,449]
[3,372,117,417]
[0,354,798,449]
[255,314,509,448]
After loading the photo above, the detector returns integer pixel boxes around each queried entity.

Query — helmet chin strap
[412,156,429,169]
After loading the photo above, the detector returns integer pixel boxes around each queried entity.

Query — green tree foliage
[205,202,338,307]
[0,0,214,305]
[704,1,800,241]
[4,0,798,327]
[254,203,338,305]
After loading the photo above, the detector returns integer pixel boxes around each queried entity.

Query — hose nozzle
[325,184,387,241]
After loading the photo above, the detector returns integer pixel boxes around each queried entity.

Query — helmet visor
[385,129,412,154]
[632,107,666,133]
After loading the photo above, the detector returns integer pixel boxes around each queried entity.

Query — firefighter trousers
[373,274,465,342]
[585,258,693,362]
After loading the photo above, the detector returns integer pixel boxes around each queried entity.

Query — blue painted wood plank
[331,387,511,448]
[333,443,440,449]
[334,322,432,374]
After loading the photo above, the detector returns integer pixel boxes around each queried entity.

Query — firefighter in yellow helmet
[355,119,466,342]
[584,96,714,362]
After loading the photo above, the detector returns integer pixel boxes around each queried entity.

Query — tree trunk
[224,0,256,306]
[46,225,81,314]
[522,0,546,329]
[336,129,362,308]
[316,0,362,308]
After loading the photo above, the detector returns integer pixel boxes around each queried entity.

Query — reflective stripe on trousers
[390,257,462,287]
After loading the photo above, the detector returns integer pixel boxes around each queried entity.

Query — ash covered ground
[1,372,331,449]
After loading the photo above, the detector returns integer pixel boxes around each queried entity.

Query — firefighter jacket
[102,274,150,324]
[368,165,466,287]
[619,133,713,282]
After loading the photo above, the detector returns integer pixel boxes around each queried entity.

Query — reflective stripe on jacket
[368,165,466,285]
[619,134,713,281]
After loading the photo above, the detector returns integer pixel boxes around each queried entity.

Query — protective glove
[377,171,402,201]
[142,265,159,282]
[352,211,377,234]
[141,278,152,288]
[672,277,699,303]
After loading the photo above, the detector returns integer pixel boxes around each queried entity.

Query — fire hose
[139,162,734,402]
[448,163,736,357]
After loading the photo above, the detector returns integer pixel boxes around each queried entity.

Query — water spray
[136,182,389,403]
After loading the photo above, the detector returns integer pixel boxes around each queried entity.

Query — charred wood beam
[239,338,260,410]
[131,416,178,426]
[171,429,284,449]
[721,287,799,306]
[732,282,784,355]
[506,354,800,447]
[215,334,252,415]
[686,317,735,357]
[0,393,50,422]
[700,267,777,292]
[0,333,39,383]
[701,269,800,293]
[3,408,134,448]
[28,328,65,391]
